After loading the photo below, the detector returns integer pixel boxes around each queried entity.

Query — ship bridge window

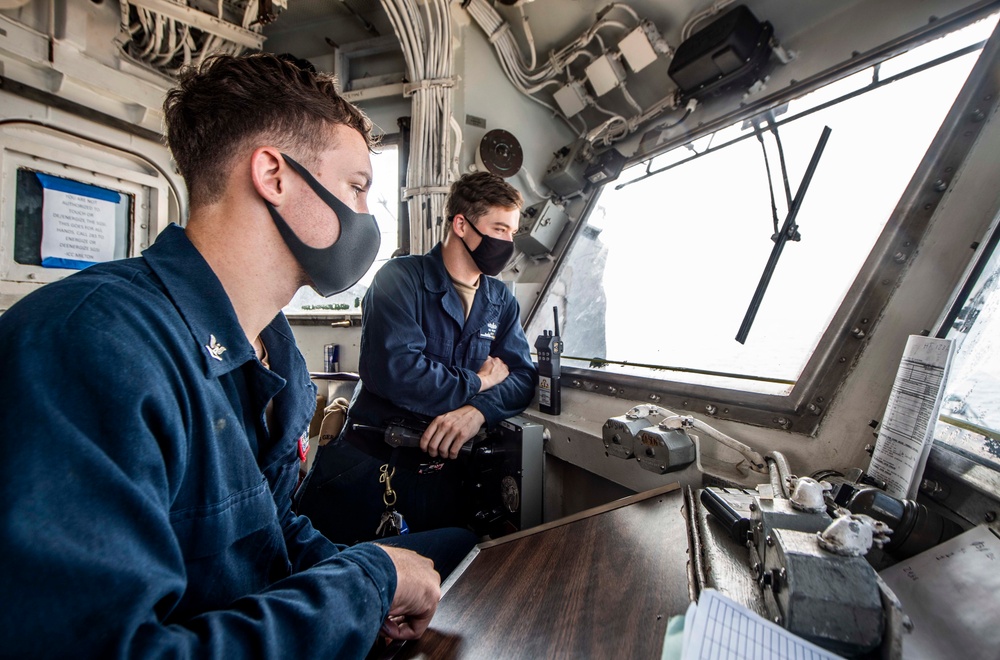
[282,140,401,318]
[526,15,999,433]
[934,221,1000,470]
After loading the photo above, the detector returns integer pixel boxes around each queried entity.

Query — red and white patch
[298,432,310,462]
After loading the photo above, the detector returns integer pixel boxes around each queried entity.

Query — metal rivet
[649,394,661,402]
[705,404,717,415]
[933,180,948,192]
[851,327,866,339]
[986,511,997,523]
[894,252,907,264]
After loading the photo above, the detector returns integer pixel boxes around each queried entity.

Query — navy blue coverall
[296,243,536,543]
[0,224,400,658]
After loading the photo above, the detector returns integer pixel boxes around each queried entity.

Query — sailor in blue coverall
[296,172,537,544]
[0,54,448,657]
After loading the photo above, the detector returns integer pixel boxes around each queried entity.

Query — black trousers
[295,432,477,577]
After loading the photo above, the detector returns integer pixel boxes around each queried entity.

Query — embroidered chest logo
[205,334,227,361]
[480,321,498,340]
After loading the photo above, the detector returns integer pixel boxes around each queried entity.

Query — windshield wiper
[736,125,832,344]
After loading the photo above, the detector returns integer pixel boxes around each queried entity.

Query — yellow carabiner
[379,463,397,507]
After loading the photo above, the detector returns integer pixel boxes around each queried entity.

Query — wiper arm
[736,125,832,344]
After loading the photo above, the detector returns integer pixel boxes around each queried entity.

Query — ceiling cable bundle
[115,0,269,77]
[381,0,457,254]
[464,0,658,144]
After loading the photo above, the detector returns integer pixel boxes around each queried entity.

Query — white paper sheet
[682,589,844,660]
[40,184,117,267]
[868,335,955,499]
[879,525,1000,660]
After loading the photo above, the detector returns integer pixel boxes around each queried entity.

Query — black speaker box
[668,5,774,99]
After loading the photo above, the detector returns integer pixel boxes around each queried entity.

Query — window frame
[0,124,170,289]
[524,17,1000,436]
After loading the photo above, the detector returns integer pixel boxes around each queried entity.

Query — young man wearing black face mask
[0,53,458,657]
[296,171,537,545]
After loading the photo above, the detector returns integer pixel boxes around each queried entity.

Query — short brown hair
[446,171,523,225]
[163,53,374,207]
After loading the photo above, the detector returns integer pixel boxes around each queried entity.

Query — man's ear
[250,147,286,205]
[452,213,467,237]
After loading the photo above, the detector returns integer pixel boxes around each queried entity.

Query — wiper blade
[736,125,832,344]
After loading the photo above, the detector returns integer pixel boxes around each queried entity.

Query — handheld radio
[534,306,563,415]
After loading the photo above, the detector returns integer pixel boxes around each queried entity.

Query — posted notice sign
[37,173,120,270]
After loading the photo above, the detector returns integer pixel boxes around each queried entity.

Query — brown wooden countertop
[389,483,692,659]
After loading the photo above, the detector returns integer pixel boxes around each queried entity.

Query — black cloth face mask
[265,153,381,297]
[460,216,515,277]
